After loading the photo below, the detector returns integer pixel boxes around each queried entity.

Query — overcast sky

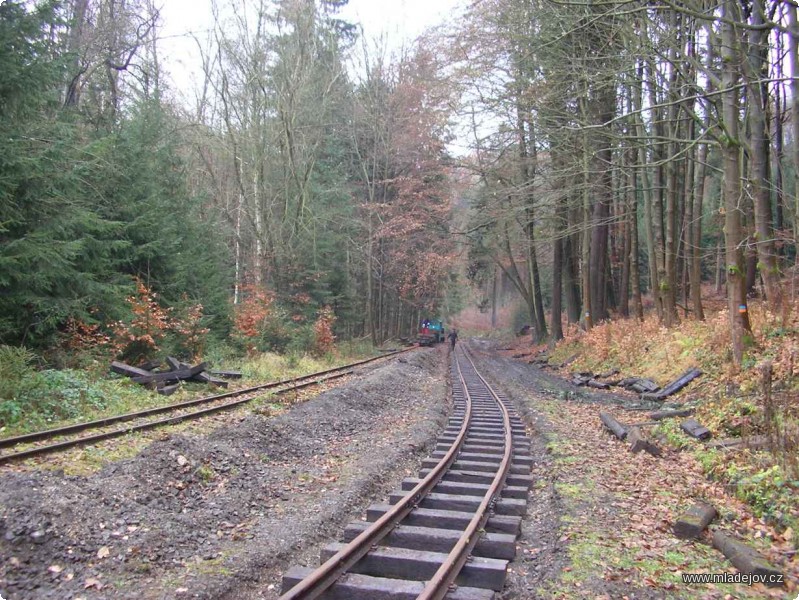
[158,0,464,102]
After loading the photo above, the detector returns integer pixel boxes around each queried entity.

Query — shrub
[312,306,336,357]
[0,362,111,429]
[0,345,40,425]
[286,324,314,356]
[0,345,39,400]
[232,286,322,354]
[110,278,175,363]
[170,296,210,360]
[258,308,296,353]
[59,280,211,364]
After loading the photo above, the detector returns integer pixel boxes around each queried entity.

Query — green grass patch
[0,344,381,442]
[55,432,153,475]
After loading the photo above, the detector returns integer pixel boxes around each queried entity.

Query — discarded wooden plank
[674,503,717,539]
[571,375,591,387]
[586,380,610,390]
[560,354,578,368]
[136,358,163,372]
[599,412,627,440]
[110,361,154,378]
[208,370,243,380]
[681,418,711,440]
[597,368,620,379]
[157,384,179,396]
[712,531,784,587]
[166,356,187,371]
[617,377,639,388]
[192,371,229,388]
[649,407,694,421]
[642,368,703,401]
[708,435,769,451]
[627,426,662,457]
[631,379,660,394]
[130,362,207,385]
[165,356,179,370]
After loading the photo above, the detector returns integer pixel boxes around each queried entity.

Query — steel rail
[278,349,476,600]
[0,349,414,465]
[418,345,513,599]
[0,370,353,465]
[0,350,410,451]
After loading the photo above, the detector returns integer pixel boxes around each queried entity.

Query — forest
[1,0,798,367]
[0,0,458,359]
[1,1,799,595]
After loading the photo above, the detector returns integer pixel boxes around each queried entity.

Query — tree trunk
[588,88,614,323]
[551,232,564,342]
[65,0,89,107]
[746,0,783,317]
[528,231,548,342]
[515,73,547,342]
[661,10,680,326]
[721,0,754,366]
[580,99,593,330]
[646,50,667,321]
[715,240,724,295]
[744,188,758,297]
[690,23,712,321]
[564,231,582,323]
[490,267,498,329]
[690,152,708,321]
[629,130,644,320]
[620,133,632,318]
[773,40,786,236]
[367,229,376,345]
[635,56,659,315]
[789,3,799,262]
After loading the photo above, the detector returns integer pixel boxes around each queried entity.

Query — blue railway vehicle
[418,318,445,346]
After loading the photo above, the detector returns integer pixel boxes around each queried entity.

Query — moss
[195,464,216,483]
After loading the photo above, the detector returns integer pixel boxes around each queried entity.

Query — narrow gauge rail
[280,345,532,599]
[0,349,412,465]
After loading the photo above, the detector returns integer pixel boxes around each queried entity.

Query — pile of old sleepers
[110,358,241,395]
[572,367,703,400]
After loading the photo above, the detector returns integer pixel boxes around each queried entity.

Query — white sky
[157,0,464,103]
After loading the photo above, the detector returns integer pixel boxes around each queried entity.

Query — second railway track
[0,349,412,465]
[280,344,532,599]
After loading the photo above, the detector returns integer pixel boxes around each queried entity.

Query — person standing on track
[448,328,458,350]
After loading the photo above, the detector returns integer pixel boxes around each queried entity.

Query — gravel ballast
[0,348,449,600]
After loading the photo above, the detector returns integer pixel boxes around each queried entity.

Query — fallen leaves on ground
[533,394,797,599]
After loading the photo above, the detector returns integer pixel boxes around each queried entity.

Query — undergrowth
[0,342,378,440]
[545,295,799,538]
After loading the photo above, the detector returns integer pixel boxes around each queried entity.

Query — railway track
[280,345,532,599]
[0,349,412,465]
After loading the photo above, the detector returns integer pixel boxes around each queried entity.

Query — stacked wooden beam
[110,358,241,395]
[641,368,703,401]
[569,367,702,402]
[599,411,662,457]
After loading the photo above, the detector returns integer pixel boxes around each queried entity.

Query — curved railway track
[0,349,412,465]
[280,344,532,599]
